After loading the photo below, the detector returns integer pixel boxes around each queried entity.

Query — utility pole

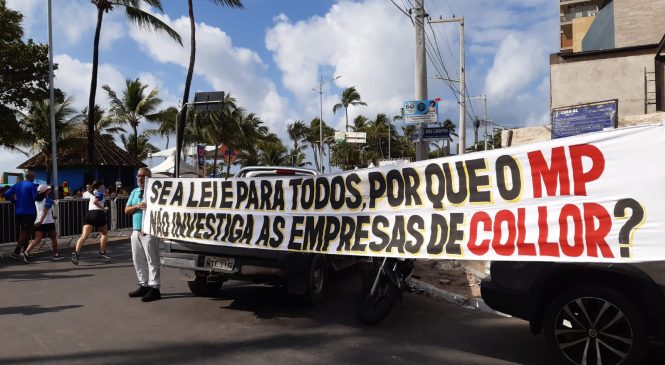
[430,16,465,155]
[414,0,428,161]
[313,75,341,173]
[459,17,465,155]
[482,94,487,150]
[469,94,487,150]
[47,0,59,198]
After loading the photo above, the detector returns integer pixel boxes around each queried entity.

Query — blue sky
[3,0,559,173]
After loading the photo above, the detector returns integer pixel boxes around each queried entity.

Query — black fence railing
[0,197,133,245]
[0,202,16,244]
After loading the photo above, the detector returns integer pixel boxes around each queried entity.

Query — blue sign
[410,127,451,141]
[552,100,617,139]
[403,99,438,124]
[423,127,451,141]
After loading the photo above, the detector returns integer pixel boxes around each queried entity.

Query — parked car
[160,166,360,304]
[481,261,665,364]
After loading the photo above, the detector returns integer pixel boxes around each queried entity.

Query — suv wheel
[187,273,224,297]
[303,255,328,305]
[543,285,647,365]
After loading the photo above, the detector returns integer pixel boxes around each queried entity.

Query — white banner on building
[145,123,665,262]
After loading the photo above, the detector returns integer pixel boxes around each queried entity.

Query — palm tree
[287,120,308,165]
[367,113,391,158]
[120,132,159,161]
[177,0,243,167]
[76,105,126,140]
[145,106,177,148]
[306,118,325,172]
[103,78,166,158]
[18,97,80,182]
[87,0,181,169]
[198,93,238,173]
[257,134,290,166]
[440,119,458,156]
[351,115,369,132]
[206,104,267,177]
[332,86,367,132]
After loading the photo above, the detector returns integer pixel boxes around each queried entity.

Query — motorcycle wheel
[356,273,400,325]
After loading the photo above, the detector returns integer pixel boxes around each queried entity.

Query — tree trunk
[87,7,104,174]
[345,107,349,132]
[132,124,138,158]
[178,0,196,172]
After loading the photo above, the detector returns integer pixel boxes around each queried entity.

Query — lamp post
[313,75,341,173]
[175,92,224,177]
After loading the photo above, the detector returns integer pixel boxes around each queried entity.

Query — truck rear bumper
[160,252,285,278]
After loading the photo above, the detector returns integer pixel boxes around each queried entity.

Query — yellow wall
[572,16,595,52]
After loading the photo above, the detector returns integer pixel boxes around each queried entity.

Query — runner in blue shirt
[3,171,38,261]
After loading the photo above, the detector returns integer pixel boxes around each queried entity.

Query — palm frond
[122,5,182,45]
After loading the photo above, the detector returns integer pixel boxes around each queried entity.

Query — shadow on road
[0,304,83,316]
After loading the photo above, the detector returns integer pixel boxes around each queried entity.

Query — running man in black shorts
[3,171,38,262]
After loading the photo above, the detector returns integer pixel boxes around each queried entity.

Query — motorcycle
[355,256,415,325]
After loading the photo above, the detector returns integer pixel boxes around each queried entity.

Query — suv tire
[301,254,328,305]
[187,273,224,297]
[543,284,647,365]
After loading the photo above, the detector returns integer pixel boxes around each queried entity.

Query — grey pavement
[1,241,663,365]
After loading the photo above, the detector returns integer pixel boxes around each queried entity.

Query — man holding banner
[125,167,161,302]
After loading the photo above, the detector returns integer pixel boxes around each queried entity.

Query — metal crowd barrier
[112,197,132,231]
[0,202,17,245]
[0,197,133,245]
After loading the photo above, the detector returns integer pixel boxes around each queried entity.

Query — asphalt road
[0,241,662,365]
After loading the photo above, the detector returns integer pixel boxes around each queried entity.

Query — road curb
[411,279,509,316]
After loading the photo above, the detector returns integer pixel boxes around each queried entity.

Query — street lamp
[313,75,341,173]
[175,91,224,177]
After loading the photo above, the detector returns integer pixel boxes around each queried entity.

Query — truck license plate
[204,257,235,272]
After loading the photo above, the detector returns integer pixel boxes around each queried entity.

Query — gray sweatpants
[131,231,161,288]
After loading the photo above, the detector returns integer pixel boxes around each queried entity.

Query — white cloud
[485,34,546,102]
[53,54,126,110]
[6,0,41,36]
[129,12,294,140]
[266,0,414,130]
[136,71,180,109]
[54,1,98,46]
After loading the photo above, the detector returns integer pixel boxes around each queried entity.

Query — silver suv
[481,261,665,364]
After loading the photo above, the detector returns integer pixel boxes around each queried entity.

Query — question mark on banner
[613,198,645,258]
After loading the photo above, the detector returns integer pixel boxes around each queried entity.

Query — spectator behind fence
[74,188,83,199]
[125,167,161,302]
[4,171,37,261]
[22,185,64,262]
[117,187,128,197]
[71,180,110,265]
[82,184,94,199]
[0,186,6,202]
[61,181,70,197]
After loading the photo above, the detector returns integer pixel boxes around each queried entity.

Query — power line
[391,0,480,125]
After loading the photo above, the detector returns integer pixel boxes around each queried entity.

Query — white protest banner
[145,123,665,262]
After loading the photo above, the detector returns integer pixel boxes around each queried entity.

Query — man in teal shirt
[125,167,161,302]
